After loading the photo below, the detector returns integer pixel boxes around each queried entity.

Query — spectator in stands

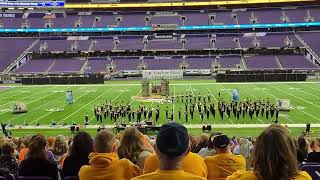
[118,127,152,169]
[62,132,94,177]
[198,135,214,158]
[194,133,209,153]
[297,136,308,162]
[205,134,246,180]
[46,136,55,152]
[0,142,18,176]
[227,124,312,180]
[143,133,207,178]
[78,130,140,180]
[132,122,206,180]
[188,134,198,153]
[307,138,320,162]
[53,135,68,168]
[18,137,30,161]
[18,134,59,180]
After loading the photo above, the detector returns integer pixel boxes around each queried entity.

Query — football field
[0,80,320,136]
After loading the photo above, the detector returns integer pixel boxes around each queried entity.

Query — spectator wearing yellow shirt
[132,122,206,180]
[227,124,312,180]
[79,130,140,180]
[205,133,246,180]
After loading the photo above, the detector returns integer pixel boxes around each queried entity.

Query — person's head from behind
[118,127,144,163]
[53,135,68,156]
[209,133,231,153]
[94,130,116,153]
[253,124,298,180]
[155,122,190,170]
[28,134,47,160]
[1,142,15,156]
[70,131,93,159]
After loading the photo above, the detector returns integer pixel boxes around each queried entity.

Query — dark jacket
[307,152,320,162]
[0,155,18,176]
[62,156,89,177]
[18,158,59,180]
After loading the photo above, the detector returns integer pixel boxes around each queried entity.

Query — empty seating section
[91,39,114,51]
[88,58,111,73]
[277,55,319,69]
[0,38,34,72]
[298,32,320,57]
[93,15,117,28]
[185,36,210,49]
[1,7,320,29]
[16,59,54,73]
[186,57,212,69]
[150,15,182,25]
[240,34,302,48]
[216,56,241,68]
[113,58,140,70]
[182,12,208,26]
[49,59,84,73]
[253,9,283,24]
[215,36,237,49]
[144,58,181,70]
[148,39,181,50]
[212,11,235,25]
[118,37,144,50]
[245,55,280,69]
[121,13,146,27]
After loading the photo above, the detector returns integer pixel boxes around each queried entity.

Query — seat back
[300,163,320,180]
[0,176,6,180]
[17,177,52,180]
[63,176,79,180]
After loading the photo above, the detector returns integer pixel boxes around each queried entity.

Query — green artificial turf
[0,80,320,137]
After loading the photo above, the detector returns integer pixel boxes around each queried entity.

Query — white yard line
[284,84,320,99]
[0,86,56,107]
[29,90,95,125]
[7,88,71,123]
[207,87,234,124]
[254,84,320,123]
[301,84,320,93]
[61,87,114,123]
[88,88,128,123]
[1,81,319,88]
[0,87,24,98]
[173,85,175,113]
[219,84,264,124]
[129,89,142,105]
[267,84,320,109]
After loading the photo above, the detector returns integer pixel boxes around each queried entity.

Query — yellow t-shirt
[205,152,246,180]
[226,170,312,180]
[132,170,206,180]
[143,152,207,178]
[79,152,140,180]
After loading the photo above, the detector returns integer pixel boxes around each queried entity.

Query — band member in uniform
[270,105,275,118]
[206,109,210,120]
[249,106,254,120]
[137,110,142,124]
[236,106,241,120]
[155,110,159,122]
[275,108,279,122]
[200,112,204,123]
[165,108,169,119]
[261,104,265,117]
[226,105,231,118]
[185,111,188,123]
[266,106,270,120]
[306,123,311,135]
[255,105,260,117]
[84,112,89,124]
[178,108,181,120]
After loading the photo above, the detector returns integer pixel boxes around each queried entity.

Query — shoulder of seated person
[298,171,313,180]
[226,170,255,180]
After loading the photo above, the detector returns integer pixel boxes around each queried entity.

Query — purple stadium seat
[63,176,79,180]
[300,163,320,180]
[17,177,52,180]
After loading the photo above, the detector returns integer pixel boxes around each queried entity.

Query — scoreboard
[0,0,65,8]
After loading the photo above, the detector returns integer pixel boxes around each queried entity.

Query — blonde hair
[117,127,145,164]
[53,135,68,156]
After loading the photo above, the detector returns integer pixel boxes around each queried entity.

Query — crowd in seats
[0,123,317,180]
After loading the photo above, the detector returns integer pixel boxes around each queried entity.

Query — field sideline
[0,80,320,136]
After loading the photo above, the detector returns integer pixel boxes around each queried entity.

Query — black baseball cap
[212,134,230,149]
[156,122,189,157]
